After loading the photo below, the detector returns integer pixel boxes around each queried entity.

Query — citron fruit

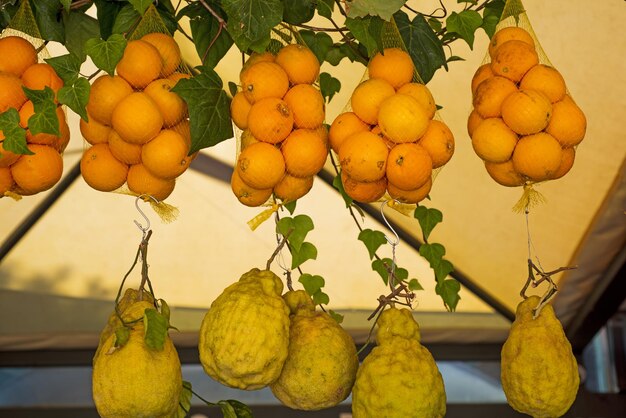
[352,307,446,418]
[501,296,579,418]
[198,268,290,390]
[271,291,358,410]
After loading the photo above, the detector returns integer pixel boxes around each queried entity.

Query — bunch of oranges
[0,35,69,197]
[80,32,193,201]
[330,48,454,204]
[229,44,327,207]
[468,26,587,187]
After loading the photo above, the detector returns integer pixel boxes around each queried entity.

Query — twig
[266,228,293,270]
[197,0,225,25]
[70,0,93,10]
[138,230,153,300]
[295,23,346,32]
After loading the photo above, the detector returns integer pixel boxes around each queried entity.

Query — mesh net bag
[467,0,587,212]
[79,5,195,221]
[328,18,455,210]
[0,0,70,200]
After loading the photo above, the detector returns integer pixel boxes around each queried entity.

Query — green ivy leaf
[346,0,405,21]
[57,78,90,121]
[175,381,193,418]
[299,30,333,64]
[319,72,341,103]
[332,173,353,207]
[329,309,344,324]
[482,0,505,38]
[345,15,384,56]
[93,0,123,39]
[283,200,297,214]
[45,54,83,85]
[128,0,153,15]
[312,290,330,306]
[276,215,314,251]
[85,34,127,76]
[358,229,387,260]
[446,10,483,49]
[0,109,30,155]
[219,401,237,418]
[228,81,238,97]
[143,308,168,351]
[435,278,461,311]
[63,10,100,61]
[299,273,325,295]
[394,267,408,282]
[281,0,315,24]
[170,69,233,154]
[222,0,283,52]
[325,42,368,66]
[23,87,59,136]
[316,0,334,19]
[218,400,253,418]
[114,326,130,347]
[159,299,171,323]
[447,55,465,63]
[31,0,65,42]
[371,258,393,285]
[408,278,423,291]
[394,10,446,83]
[290,241,317,269]
[428,17,442,32]
[413,206,443,241]
[419,243,445,267]
[433,258,454,283]
[180,2,233,69]
[111,4,140,34]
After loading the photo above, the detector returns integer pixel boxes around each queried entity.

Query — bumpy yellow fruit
[270,290,358,410]
[198,268,290,390]
[352,307,446,418]
[92,294,182,418]
[501,296,579,418]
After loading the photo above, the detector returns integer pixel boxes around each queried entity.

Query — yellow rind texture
[198,268,290,390]
[376,305,421,344]
[352,308,446,418]
[92,303,182,418]
[501,296,579,418]
[271,292,358,410]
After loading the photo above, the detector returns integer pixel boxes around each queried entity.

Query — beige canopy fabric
[0,0,625,352]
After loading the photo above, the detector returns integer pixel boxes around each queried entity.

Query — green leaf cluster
[276,214,317,270]
[178,380,252,418]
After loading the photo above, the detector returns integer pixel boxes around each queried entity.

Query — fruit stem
[138,229,154,301]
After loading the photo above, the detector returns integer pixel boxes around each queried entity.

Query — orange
[116,40,163,88]
[127,163,176,201]
[350,78,395,125]
[171,118,191,150]
[11,144,63,194]
[247,97,293,144]
[378,94,429,143]
[54,117,71,153]
[237,142,285,189]
[386,143,432,190]
[0,36,38,77]
[520,64,566,103]
[484,160,525,187]
[144,78,188,127]
[273,173,314,203]
[168,72,191,83]
[467,109,484,138]
[141,32,182,77]
[328,112,370,154]
[21,63,64,96]
[230,91,252,130]
[240,129,259,151]
[396,82,436,120]
[142,129,191,180]
[488,26,535,58]
[501,90,552,135]
[0,73,28,112]
[368,48,414,89]
[418,120,455,168]
[0,135,21,168]
[471,118,518,163]
[108,130,142,165]
[551,147,575,180]
[111,92,164,144]
[80,113,112,145]
[338,131,388,182]
[341,170,387,203]
[370,125,395,149]
[240,52,276,77]
[86,75,133,125]
[471,64,494,96]
[512,132,563,182]
[275,44,320,85]
[231,168,272,207]
[0,166,14,195]
[80,143,128,192]
[240,61,289,103]
[473,76,517,118]
[18,101,66,145]
[491,40,539,83]
[545,95,586,147]
[283,84,325,129]
[387,177,432,204]
[281,128,328,178]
